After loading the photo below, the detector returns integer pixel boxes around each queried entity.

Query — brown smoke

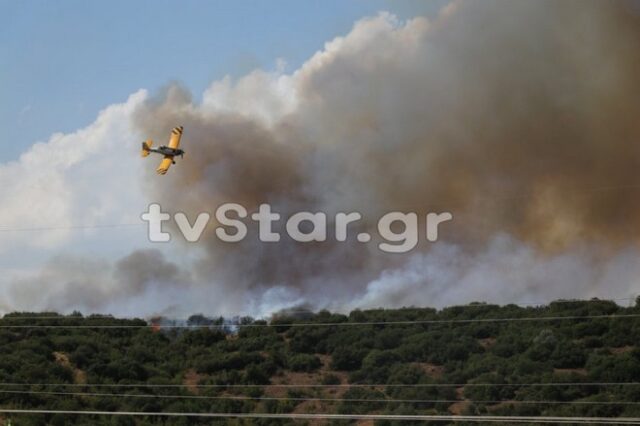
[9,249,190,314]
[131,0,640,313]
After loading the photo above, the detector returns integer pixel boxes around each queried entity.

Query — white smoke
[350,236,640,310]
[2,0,640,317]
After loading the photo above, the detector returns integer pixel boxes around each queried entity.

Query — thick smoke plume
[10,249,191,316]
[127,0,640,315]
[7,0,640,317]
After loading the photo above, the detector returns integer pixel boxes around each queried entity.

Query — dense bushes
[0,299,638,424]
[287,353,321,372]
[331,346,368,371]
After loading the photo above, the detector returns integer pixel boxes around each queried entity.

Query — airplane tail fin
[141,140,153,157]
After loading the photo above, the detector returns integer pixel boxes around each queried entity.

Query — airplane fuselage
[150,146,185,157]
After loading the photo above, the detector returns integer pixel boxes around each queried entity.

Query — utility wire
[0,223,144,233]
[0,313,638,328]
[2,382,639,389]
[0,410,639,424]
[1,388,639,406]
[4,296,634,321]
[1,184,640,233]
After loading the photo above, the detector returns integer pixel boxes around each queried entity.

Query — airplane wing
[156,156,173,175]
[167,126,183,149]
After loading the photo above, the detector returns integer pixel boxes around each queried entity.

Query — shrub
[288,354,321,372]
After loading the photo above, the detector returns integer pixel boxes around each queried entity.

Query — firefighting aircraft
[141,126,185,175]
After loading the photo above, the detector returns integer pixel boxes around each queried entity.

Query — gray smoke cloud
[7,0,640,317]
[9,249,191,316]
[125,0,640,315]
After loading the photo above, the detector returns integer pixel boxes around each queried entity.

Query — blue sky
[1,0,446,162]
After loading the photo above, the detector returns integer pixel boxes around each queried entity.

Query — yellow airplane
[141,126,185,175]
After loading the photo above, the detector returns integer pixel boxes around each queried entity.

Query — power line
[0,315,125,320]
[0,313,638,328]
[2,183,640,232]
[1,388,639,406]
[0,410,639,424]
[0,223,144,233]
[1,183,640,234]
[1,382,639,389]
[4,296,633,321]
[471,296,636,307]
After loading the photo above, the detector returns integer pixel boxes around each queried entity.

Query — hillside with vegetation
[1,299,640,425]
